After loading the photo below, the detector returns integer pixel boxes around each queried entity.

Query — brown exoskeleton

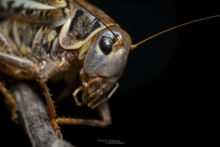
[0,0,132,137]
[0,0,219,138]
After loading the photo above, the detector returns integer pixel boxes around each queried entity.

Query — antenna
[130,15,220,50]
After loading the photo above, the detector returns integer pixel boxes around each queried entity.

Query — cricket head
[73,26,132,109]
[64,8,219,109]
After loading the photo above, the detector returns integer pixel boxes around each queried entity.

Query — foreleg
[56,102,111,127]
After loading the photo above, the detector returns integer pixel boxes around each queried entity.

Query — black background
[0,0,218,146]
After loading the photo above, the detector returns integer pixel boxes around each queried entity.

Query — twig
[9,83,75,147]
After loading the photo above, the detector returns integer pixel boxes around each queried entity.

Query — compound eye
[99,37,113,55]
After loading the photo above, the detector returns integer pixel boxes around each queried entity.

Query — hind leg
[0,54,62,137]
[0,31,37,121]
[0,53,62,138]
[0,38,61,137]
[0,32,34,121]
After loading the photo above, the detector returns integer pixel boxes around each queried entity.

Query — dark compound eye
[99,37,113,55]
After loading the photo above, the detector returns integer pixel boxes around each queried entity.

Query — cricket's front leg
[56,102,112,127]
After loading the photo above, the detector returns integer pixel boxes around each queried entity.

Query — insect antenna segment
[130,14,220,50]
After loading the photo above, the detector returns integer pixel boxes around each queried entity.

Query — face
[83,26,132,82]
[77,26,132,107]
